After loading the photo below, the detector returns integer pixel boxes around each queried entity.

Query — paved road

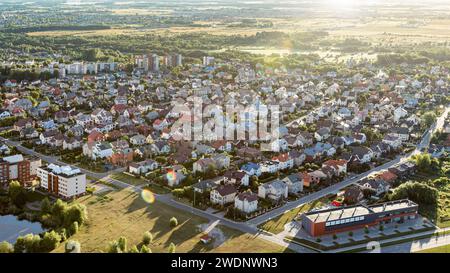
[248,105,449,226]
[382,233,450,253]
[0,136,127,180]
[1,105,447,253]
[362,227,450,253]
[247,154,408,226]
[0,136,313,252]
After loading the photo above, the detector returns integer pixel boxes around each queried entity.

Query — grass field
[258,197,328,234]
[416,244,450,253]
[53,189,289,253]
[110,173,147,186]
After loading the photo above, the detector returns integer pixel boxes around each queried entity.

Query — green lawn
[143,183,171,194]
[258,197,329,234]
[110,172,148,186]
[416,244,450,253]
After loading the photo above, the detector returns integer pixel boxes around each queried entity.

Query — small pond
[0,215,46,243]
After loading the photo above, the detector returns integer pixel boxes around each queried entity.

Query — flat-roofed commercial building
[37,164,86,199]
[301,199,418,236]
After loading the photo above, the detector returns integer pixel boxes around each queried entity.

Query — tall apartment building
[203,56,215,66]
[37,164,86,199]
[163,54,183,67]
[0,154,41,187]
[136,54,160,72]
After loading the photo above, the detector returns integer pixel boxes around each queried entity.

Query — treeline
[376,48,450,66]
[0,181,88,253]
[0,67,58,82]
[1,25,111,34]
[0,30,329,63]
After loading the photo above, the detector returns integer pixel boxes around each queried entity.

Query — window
[345,219,350,223]
[326,222,330,227]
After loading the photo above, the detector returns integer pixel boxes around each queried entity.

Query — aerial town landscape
[0,0,449,258]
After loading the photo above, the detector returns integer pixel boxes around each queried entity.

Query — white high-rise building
[203,56,215,66]
[37,164,86,199]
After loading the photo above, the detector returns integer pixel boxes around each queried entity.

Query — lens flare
[141,189,155,204]
[166,169,177,183]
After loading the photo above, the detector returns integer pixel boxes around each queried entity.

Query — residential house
[130,134,146,146]
[234,191,259,214]
[223,170,250,187]
[241,162,262,177]
[258,179,288,202]
[282,173,303,194]
[344,186,364,204]
[210,184,237,206]
[193,158,217,173]
[128,160,158,175]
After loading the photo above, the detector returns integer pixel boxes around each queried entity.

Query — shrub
[65,240,81,253]
[168,242,176,253]
[169,217,178,228]
[129,245,139,253]
[0,241,14,253]
[332,234,337,240]
[379,225,384,231]
[14,234,41,253]
[140,245,152,253]
[142,231,153,245]
[348,231,353,237]
[70,221,79,236]
[40,231,62,252]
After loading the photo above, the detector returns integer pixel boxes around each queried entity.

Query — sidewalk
[330,227,450,253]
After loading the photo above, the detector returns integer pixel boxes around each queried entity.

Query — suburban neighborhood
[0,0,449,258]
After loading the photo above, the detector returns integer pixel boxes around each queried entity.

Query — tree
[107,241,122,253]
[8,181,24,206]
[414,153,439,173]
[129,245,139,253]
[40,231,62,252]
[168,242,176,253]
[15,234,41,253]
[390,181,439,205]
[107,237,128,253]
[142,231,153,245]
[0,241,13,253]
[70,221,79,235]
[422,111,437,127]
[140,245,152,253]
[118,237,127,253]
[64,204,88,227]
[41,197,52,214]
[51,199,68,226]
[169,217,178,228]
[65,240,81,253]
